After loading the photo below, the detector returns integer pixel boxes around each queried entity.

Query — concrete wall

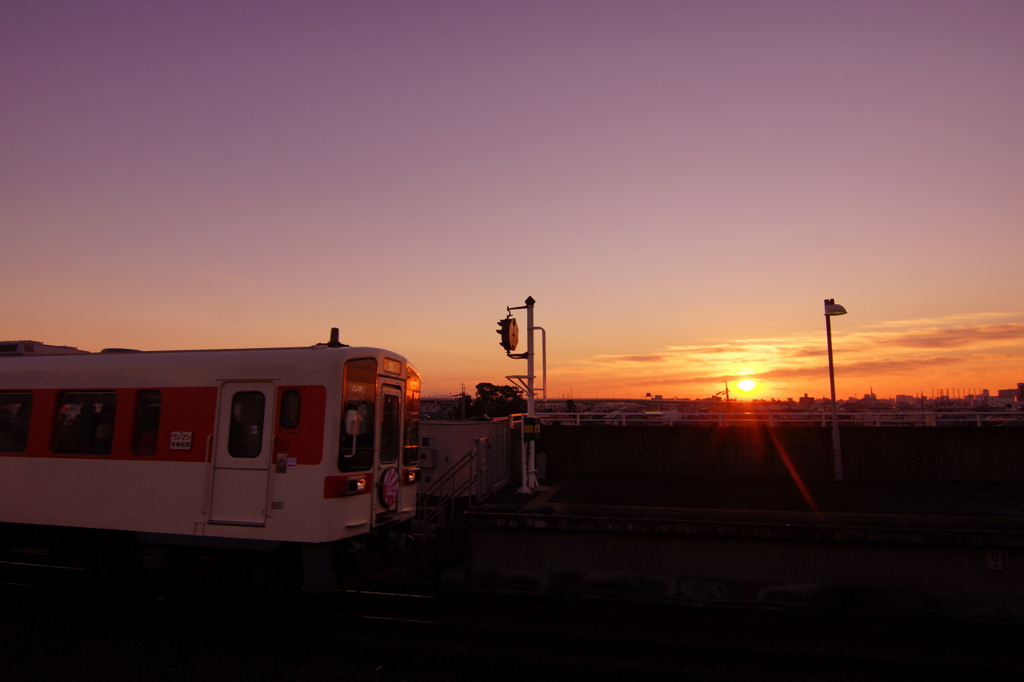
[539,424,1024,481]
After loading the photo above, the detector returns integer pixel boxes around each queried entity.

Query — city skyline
[3,2,1022,400]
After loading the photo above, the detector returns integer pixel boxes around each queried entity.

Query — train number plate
[170,431,193,450]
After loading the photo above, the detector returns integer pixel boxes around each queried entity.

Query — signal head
[497,317,519,352]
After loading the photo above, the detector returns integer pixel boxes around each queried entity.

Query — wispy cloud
[862,312,1024,329]
[555,319,1024,398]
[759,356,968,380]
[882,323,1024,349]
[592,353,670,363]
[790,348,827,358]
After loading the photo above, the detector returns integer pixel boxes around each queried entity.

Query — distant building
[990,396,1017,410]
[997,384,1024,400]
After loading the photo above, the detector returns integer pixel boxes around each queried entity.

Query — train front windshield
[339,358,376,472]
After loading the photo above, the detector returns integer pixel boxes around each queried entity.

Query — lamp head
[824,299,847,316]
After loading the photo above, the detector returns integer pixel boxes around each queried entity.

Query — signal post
[497,296,544,493]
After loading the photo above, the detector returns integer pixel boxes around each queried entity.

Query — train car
[0,331,420,592]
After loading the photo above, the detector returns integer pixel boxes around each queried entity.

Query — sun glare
[737,379,757,392]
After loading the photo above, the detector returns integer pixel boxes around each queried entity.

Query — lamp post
[824,299,847,481]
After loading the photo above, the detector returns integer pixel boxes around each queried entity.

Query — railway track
[332,587,1024,672]
[4,558,1024,680]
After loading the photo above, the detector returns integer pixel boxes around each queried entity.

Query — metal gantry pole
[534,326,547,399]
[525,298,539,489]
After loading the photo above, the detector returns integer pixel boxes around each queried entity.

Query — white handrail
[532,411,1024,427]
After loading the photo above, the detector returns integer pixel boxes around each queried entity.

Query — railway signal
[497,316,518,353]
[498,296,544,493]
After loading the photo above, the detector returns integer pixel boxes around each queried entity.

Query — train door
[371,384,404,525]
[210,382,275,525]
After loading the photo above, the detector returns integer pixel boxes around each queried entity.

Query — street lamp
[824,299,847,481]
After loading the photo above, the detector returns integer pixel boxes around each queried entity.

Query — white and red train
[0,333,420,590]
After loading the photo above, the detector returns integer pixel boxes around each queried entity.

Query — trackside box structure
[0,341,421,556]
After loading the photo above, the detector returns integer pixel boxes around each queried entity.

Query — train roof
[0,341,415,390]
[0,343,406,359]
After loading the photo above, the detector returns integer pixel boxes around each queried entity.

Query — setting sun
[737,379,757,392]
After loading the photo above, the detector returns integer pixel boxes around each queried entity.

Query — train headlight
[403,468,419,485]
[347,477,367,494]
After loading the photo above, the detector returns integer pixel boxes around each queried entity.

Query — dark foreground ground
[4,582,1024,682]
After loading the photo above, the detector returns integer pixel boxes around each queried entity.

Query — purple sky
[3,1,1023,399]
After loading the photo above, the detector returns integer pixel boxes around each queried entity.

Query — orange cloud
[593,354,670,363]
[884,323,1024,349]
[554,316,1024,399]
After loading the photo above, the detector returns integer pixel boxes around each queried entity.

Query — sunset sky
[3,1,1022,400]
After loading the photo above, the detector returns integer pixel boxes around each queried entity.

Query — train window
[380,393,400,464]
[404,368,421,467]
[339,358,376,472]
[53,392,117,455]
[133,390,161,456]
[279,390,301,430]
[228,392,265,458]
[0,392,33,453]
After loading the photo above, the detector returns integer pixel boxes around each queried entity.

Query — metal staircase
[411,444,479,544]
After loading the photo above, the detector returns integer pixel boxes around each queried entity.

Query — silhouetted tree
[472,382,527,418]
